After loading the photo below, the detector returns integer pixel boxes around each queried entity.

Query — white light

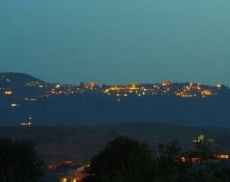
[55,84,61,88]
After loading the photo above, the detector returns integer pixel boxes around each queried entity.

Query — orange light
[181,157,186,162]
[201,89,212,97]
[61,177,67,182]
[4,90,13,96]
[216,154,229,160]
[129,82,137,90]
[65,160,73,165]
[48,164,57,170]
[84,82,96,90]
[162,81,172,87]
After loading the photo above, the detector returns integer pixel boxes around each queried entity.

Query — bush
[0,137,43,182]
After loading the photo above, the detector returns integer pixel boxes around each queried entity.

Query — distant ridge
[0,72,228,87]
[0,72,44,86]
[0,72,229,127]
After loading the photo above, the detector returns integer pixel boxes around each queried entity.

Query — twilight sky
[0,0,229,85]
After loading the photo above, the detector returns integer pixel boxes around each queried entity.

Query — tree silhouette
[83,136,155,182]
[0,137,43,182]
[84,137,230,182]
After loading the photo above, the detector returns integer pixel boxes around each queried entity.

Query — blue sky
[0,0,230,85]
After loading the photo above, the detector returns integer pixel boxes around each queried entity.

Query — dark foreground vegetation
[0,137,43,182]
[2,123,230,163]
[1,136,230,182]
[84,136,230,182]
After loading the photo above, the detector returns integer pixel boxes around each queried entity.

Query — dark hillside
[1,123,230,162]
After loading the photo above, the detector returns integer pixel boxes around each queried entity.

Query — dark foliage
[84,136,155,182]
[0,137,43,182]
[84,137,230,182]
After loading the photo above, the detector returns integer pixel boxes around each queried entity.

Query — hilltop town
[0,72,230,126]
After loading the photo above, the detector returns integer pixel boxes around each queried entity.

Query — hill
[0,72,44,85]
[0,72,229,127]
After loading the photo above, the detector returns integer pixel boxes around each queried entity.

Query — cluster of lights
[48,161,90,182]
[47,87,80,96]
[181,153,230,164]
[175,83,213,98]
[216,154,229,160]
[201,90,213,97]
[20,121,32,127]
[49,89,65,95]
[104,83,154,99]
[61,177,78,182]
[1,78,226,101]
[26,81,47,88]
[20,117,33,127]
[46,82,98,97]
[103,81,215,99]
[83,82,96,90]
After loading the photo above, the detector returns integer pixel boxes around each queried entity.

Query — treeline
[83,136,230,182]
[1,136,230,182]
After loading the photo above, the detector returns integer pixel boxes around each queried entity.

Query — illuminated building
[162,81,172,87]
[4,90,13,96]
[20,117,33,127]
[216,154,229,160]
[84,82,96,90]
